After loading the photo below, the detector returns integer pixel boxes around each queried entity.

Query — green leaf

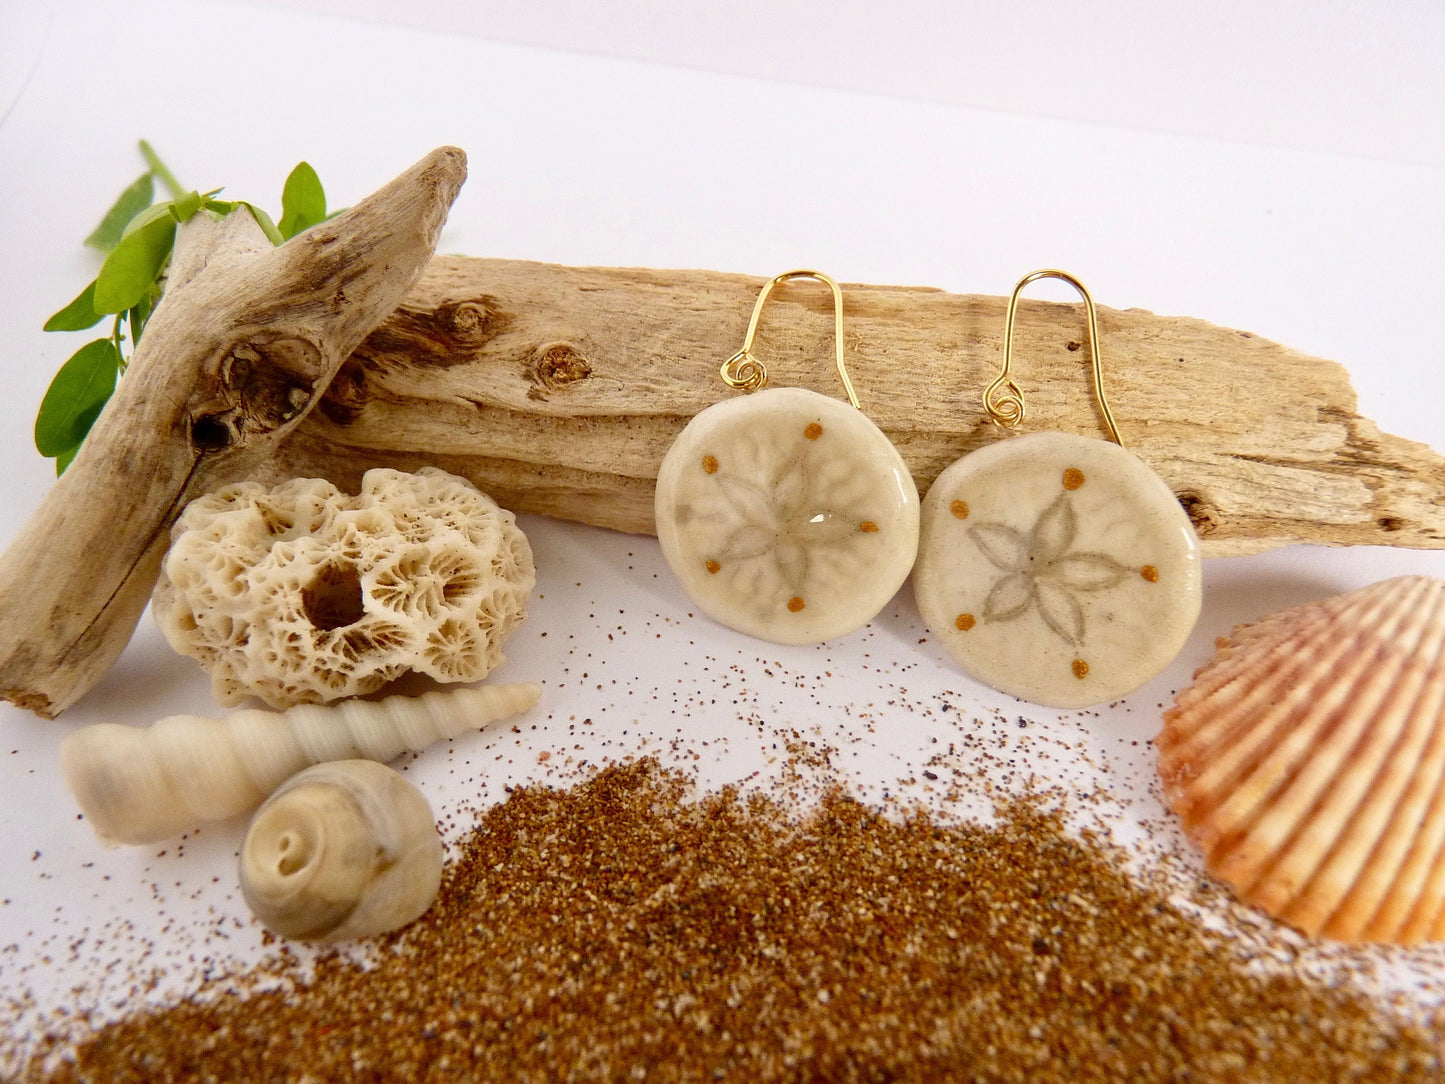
[93,214,175,314]
[84,173,155,252]
[239,201,284,246]
[34,339,120,457]
[129,293,152,331]
[43,280,104,332]
[126,295,153,357]
[52,398,109,474]
[199,190,234,216]
[55,442,81,475]
[170,190,205,222]
[278,161,326,240]
[119,201,174,238]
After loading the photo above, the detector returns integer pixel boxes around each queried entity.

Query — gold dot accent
[702,455,718,474]
[1141,565,1159,583]
[705,560,720,575]
[804,423,823,441]
[955,613,976,631]
[1063,467,1086,490]
[787,596,806,613]
[950,499,970,520]
[1072,659,1090,680]
[860,521,879,533]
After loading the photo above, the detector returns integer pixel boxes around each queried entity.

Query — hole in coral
[301,562,366,631]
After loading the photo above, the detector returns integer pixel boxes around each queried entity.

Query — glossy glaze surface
[656,387,919,644]
[915,431,1201,707]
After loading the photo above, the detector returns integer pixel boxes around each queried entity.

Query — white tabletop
[3,0,1444,1068]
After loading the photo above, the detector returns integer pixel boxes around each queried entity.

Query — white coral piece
[153,468,535,708]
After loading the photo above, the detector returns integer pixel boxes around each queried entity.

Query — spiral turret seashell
[1157,576,1445,943]
[240,760,442,942]
[61,682,541,846]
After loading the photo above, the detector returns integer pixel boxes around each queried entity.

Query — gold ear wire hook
[720,269,860,409]
[984,268,1123,447]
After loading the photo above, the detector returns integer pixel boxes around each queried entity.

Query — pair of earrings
[653,269,1201,709]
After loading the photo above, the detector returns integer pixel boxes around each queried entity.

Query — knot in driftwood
[528,341,593,400]
[189,335,323,453]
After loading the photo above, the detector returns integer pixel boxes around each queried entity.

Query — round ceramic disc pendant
[656,386,920,644]
[913,431,1200,708]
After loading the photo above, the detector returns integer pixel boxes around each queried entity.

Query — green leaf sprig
[36,141,338,473]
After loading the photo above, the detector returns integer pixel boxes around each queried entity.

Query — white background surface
[2,0,1445,1070]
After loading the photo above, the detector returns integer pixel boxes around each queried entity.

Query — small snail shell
[240,760,442,942]
[61,682,541,845]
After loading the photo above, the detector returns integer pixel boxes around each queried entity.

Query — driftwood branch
[276,259,1445,557]
[6,207,1444,718]
[0,147,467,717]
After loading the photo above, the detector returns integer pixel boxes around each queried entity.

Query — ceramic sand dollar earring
[913,269,1201,708]
[655,270,920,644]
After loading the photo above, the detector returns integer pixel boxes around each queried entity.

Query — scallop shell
[1157,575,1445,943]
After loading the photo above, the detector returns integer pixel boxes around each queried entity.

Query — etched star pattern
[709,454,863,595]
[969,492,1130,646]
